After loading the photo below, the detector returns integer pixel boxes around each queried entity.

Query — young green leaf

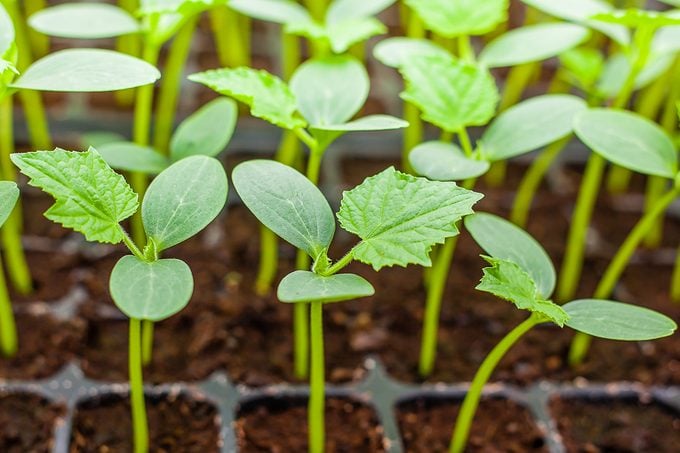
[409,141,490,181]
[0,181,19,228]
[325,0,396,23]
[311,115,408,132]
[653,20,680,55]
[592,9,680,28]
[477,256,568,326]
[97,142,169,174]
[337,167,483,270]
[0,4,14,58]
[28,4,140,39]
[596,53,674,98]
[405,0,508,37]
[325,17,386,54]
[290,56,369,127]
[574,108,678,179]
[232,160,335,260]
[479,95,587,161]
[228,0,312,25]
[563,299,677,341]
[188,67,306,130]
[465,212,556,298]
[11,49,161,92]
[373,37,450,69]
[142,156,227,252]
[400,55,499,133]
[479,23,590,68]
[559,47,605,91]
[10,149,138,244]
[170,98,237,161]
[278,271,375,304]
[110,256,194,321]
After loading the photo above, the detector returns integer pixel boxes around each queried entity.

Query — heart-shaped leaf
[28,3,140,39]
[409,141,490,181]
[170,98,237,161]
[110,256,193,321]
[278,271,375,304]
[405,0,508,37]
[0,181,19,228]
[97,142,169,174]
[373,37,450,68]
[228,0,312,25]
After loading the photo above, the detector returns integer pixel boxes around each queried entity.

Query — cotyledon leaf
[277,271,375,304]
[0,181,19,228]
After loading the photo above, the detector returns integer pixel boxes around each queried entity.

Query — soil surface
[397,397,547,452]
[69,393,219,452]
[236,397,385,452]
[0,393,64,453]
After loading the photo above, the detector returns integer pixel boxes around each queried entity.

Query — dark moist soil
[0,393,65,453]
[236,397,385,452]
[550,396,680,452]
[397,397,547,452]
[69,393,219,452]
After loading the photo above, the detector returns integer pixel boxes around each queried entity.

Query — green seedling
[450,212,677,453]
[190,55,406,378]
[232,159,482,453]
[11,148,228,453]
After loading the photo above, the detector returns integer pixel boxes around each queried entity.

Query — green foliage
[0,181,19,228]
[373,37,450,69]
[559,47,605,92]
[592,8,680,28]
[228,0,312,24]
[170,98,237,161]
[28,3,140,39]
[477,256,568,326]
[326,0,396,23]
[278,271,374,303]
[11,149,138,244]
[400,55,499,133]
[110,256,194,321]
[97,142,169,174]
[405,0,508,37]
[409,141,490,181]
[563,299,677,340]
[12,49,161,92]
[287,16,386,54]
[596,53,674,98]
[0,3,16,80]
[337,167,483,270]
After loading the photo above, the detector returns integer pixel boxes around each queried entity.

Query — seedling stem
[0,257,17,357]
[129,318,148,453]
[309,300,325,453]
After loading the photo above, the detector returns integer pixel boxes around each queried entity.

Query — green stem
[141,320,154,366]
[210,6,250,68]
[320,249,354,276]
[115,0,140,106]
[24,0,48,58]
[641,176,668,248]
[450,315,539,453]
[457,35,474,63]
[152,17,197,156]
[129,318,148,453]
[671,245,680,302]
[255,225,278,296]
[401,8,425,173]
[0,253,17,357]
[605,165,633,194]
[304,0,328,22]
[294,299,309,379]
[308,301,325,453]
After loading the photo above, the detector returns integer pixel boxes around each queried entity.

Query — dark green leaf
[277,271,375,304]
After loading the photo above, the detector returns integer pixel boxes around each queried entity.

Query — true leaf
[232,160,335,260]
[0,181,19,228]
[170,98,237,161]
[409,141,490,181]
[405,0,508,37]
[12,49,160,92]
[479,23,590,68]
[110,256,193,321]
[228,0,312,25]
[142,156,227,252]
[10,149,138,244]
[188,67,306,130]
[337,167,483,270]
[465,212,555,298]
[325,0,396,23]
[477,256,568,326]
[563,299,677,340]
[574,108,678,179]
[97,142,169,174]
[28,4,140,39]
[277,271,375,304]
[400,54,499,133]
[372,37,450,68]
[480,95,587,161]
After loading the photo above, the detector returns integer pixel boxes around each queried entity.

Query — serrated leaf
[170,98,237,161]
[563,299,677,340]
[228,0,312,25]
[189,67,306,130]
[337,167,483,270]
[10,149,138,244]
[142,156,227,252]
[409,141,490,181]
[232,160,335,260]
[477,256,568,326]
[277,271,375,304]
[110,256,193,321]
[373,37,450,69]
[326,0,396,23]
[405,0,508,37]
[28,4,140,39]
[0,181,19,228]
[400,54,498,133]
[97,142,169,174]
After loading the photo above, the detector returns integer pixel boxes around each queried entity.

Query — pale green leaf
[228,0,312,24]
[170,98,237,161]
[139,0,216,15]
[592,9,680,28]
[12,49,160,92]
[574,108,678,178]
[477,256,568,326]
[563,299,677,340]
[0,181,19,228]
[189,67,306,130]
[338,167,483,270]
[0,4,14,58]
[480,23,590,68]
[10,149,138,244]
[465,212,555,298]
[480,95,587,161]
[373,37,450,68]
[97,142,169,174]
[142,156,227,252]
[400,55,498,133]
[28,4,140,39]
[278,271,375,304]
[311,115,408,132]
[81,131,126,148]
[405,0,508,37]
[326,0,396,23]
[110,256,193,321]
[596,52,674,97]
[327,17,386,53]
[653,23,680,55]
[559,47,605,90]
[232,160,335,260]
[409,141,490,181]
